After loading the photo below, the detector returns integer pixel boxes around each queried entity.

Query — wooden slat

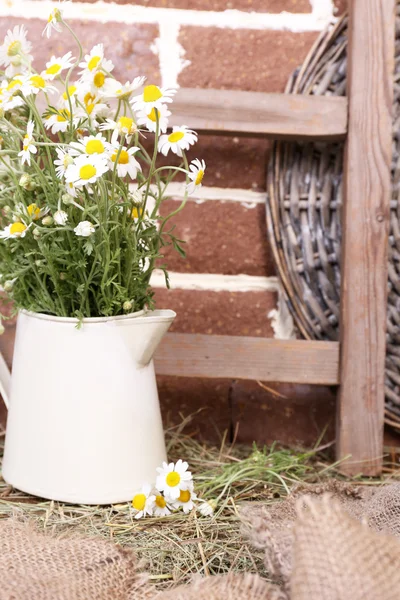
[155,333,340,385]
[171,88,348,140]
[337,0,395,475]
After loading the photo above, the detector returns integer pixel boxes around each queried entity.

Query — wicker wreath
[266,8,400,430]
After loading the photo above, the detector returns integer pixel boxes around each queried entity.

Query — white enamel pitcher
[0,308,175,505]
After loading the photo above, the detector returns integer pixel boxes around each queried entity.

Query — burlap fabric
[0,519,153,600]
[243,480,400,600]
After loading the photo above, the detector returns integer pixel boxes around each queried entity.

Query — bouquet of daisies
[0,3,205,320]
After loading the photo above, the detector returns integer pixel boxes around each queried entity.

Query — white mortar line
[151,270,279,292]
[159,182,266,205]
[2,0,335,32]
[152,21,189,89]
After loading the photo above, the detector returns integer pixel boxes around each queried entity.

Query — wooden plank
[171,88,348,140]
[155,333,340,385]
[337,0,395,475]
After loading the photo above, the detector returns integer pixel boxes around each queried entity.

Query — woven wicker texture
[0,519,153,600]
[266,7,400,428]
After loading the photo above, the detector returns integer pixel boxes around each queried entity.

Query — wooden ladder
[155,0,396,476]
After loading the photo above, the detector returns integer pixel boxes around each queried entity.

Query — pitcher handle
[0,352,11,408]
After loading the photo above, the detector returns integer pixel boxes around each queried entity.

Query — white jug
[0,308,175,504]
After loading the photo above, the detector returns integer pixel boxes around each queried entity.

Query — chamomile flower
[74,220,95,237]
[43,52,74,80]
[158,126,198,158]
[21,74,56,97]
[69,133,108,158]
[65,154,109,188]
[45,109,76,135]
[43,0,70,39]
[198,499,218,517]
[0,222,30,239]
[76,91,110,124]
[171,484,198,514]
[131,483,155,520]
[186,159,206,195]
[136,104,171,134]
[153,494,172,517]
[79,44,114,78]
[59,84,78,107]
[26,203,48,221]
[0,25,32,73]
[156,459,192,500]
[65,181,78,198]
[54,210,68,225]
[83,69,114,97]
[54,147,74,178]
[100,116,138,142]
[131,84,176,115]
[0,82,23,112]
[18,120,36,166]
[101,76,146,100]
[108,145,141,180]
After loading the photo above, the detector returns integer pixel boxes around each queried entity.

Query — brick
[159,199,275,276]
[178,28,319,93]
[79,0,312,12]
[158,376,232,445]
[153,288,277,336]
[231,380,337,448]
[0,18,160,84]
[333,0,347,15]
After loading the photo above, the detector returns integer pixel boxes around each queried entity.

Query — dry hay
[0,416,400,592]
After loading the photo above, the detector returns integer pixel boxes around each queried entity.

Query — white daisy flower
[75,91,110,124]
[131,84,176,115]
[69,133,108,158]
[101,76,146,100]
[82,69,114,97]
[43,52,74,80]
[108,144,141,180]
[153,494,172,517]
[44,109,76,135]
[59,84,79,107]
[74,220,95,237]
[18,120,36,166]
[0,221,30,239]
[65,154,109,188]
[26,203,48,221]
[136,104,171,134]
[21,74,57,97]
[0,25,32,71]
[0,82,24,112]
[99,116,138,142]
[43,0,70,39]
[65,181,78,198]
[79,44,114,78]
[158,126,198,158]
[198,499,217,517]
[54,147,74,179]
[131,483,155,520]
[171,484,198,514]
[186,159,206,195]
[156,459,192,500]
[54,210,68,225]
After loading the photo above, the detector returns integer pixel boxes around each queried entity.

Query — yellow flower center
[132,493,146,511]
[86,103,95,115]
[195,170,204,186]
[155,495,167,509]
[178,489,191,503]
[88,55,101,71]
[85,139,104,154]
[79,165,96,180]
[118,116,134,133]
[147,108,159,123]
[46,63,61,76]
[62,85,77,100]
[168,131,184,143]
[166,471,181,488]
[112,150,129,165]
[93,72,105,88]
[48,8,61,22]
[10,222,26,235]
[84,92,96,105]
[7,79,22,91]
[7,40,22,57]
[131,206,142,219]
[30,75,46,89]
[56,109,70,122]
[27,203,40,220]
[143,85,162,103]
[23,134,30,151]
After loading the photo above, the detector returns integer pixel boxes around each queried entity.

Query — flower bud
[42,216,53,226]
[35,259,43,267]
[62,194,72,205]
[54,210,68,226]
[59,272,66,281]
[3,205,12,217]
[33,227,40,239]
[19,174,36,191]
[123,300,133,312]
[12,215,21,223]
[4,280,14,292]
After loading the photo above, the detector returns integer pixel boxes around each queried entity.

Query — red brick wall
[0,0,346,446]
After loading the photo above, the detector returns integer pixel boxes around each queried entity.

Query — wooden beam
[337,0,395,475]
[155,333,340,385]
[171,88,348,140]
